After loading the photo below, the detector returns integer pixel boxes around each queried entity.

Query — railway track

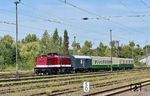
[48,76,150,96]
[0,68,149,95]
[0,72,145,95]
[0,70,134,88]
[84,80,150,96]
[0,75,145,95]
[31,77,150,96]
[0,68,146,85]
[0,67,148,80]
[0,67,148,79]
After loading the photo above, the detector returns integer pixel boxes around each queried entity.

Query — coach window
[120,60,122,64]
[106,61,108,64]
[80,59,83,64]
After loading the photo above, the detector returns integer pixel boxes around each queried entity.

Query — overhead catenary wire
[0,0,148,46]
[56,0,150,46]
[57,0,110,20]
[16,1,150,42]
[0,8,61,24]
[118,0,150,26]
[57,0,147,35]
[140,0,150,8]
[0,20,54,34]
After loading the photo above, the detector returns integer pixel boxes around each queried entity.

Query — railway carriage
[117,58,134,69]
[91,56,111,70]
[91,56,134,70]
[71,55,92,72]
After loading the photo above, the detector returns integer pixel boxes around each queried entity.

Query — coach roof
[73,55,91,59]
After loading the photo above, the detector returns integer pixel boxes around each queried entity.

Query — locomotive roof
[73,55,91,59]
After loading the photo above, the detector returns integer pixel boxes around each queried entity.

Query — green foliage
[72,42,81,55]
[134,61,146,67]
[23,34,39,43]
[110,40,119,57]
[0,29,148,70]
[0,35,16,69]
[49,29,62,53]
[93,42,109,56]
[49,37,58,53]
[143,45,150,55]
[129,41,135,48]
[104,47,110,56]
[40,30,50,55]
[0,56,5,70]
[53,28,59,45]
[63,29,69,55]
[19,42,40,70]
[80,40,92,55]
[40,29,62,54]
[119,45,132,58]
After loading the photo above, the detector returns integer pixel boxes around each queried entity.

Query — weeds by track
[0,68,149,95]
[0,67,147,82]
[0,67,148,79]
[83,80,150,96]
[0,68,146,85]
[1,69,150,95]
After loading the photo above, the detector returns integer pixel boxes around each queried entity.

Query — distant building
[139,54,150,66]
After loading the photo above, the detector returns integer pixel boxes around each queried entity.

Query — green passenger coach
[91,56,134,70]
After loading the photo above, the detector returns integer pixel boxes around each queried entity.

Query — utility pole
[132,48,133,59]
[146,40,148,66]
[110,30,113,71]
[73,36,76,55]
[14,0,21,78]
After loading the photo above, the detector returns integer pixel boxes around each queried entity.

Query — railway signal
[83,81,90,93]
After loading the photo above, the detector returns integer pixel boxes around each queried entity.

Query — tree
[47,28,60,53]
[119,45,132,58]
[110,40,119,57]
[40,30,50,55]
[80,41,92,55]
[53,28,59,45]
[71,38,81,55]
[93,42,108,56]
[58,37,62,53]
[129,41,135,48]
[143,45,150,55]
[0,56,5,70]
[63,29,69,55]
[24,34,38,43]
[104,47,110,56]
[0,35,16,68]
[19,42,40,69]
[134,46,143,61]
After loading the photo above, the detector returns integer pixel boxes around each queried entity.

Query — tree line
[0,28,148,70]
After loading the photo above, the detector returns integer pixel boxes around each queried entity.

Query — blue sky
[0,0,150,48]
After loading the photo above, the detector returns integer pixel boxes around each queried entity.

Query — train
[34,53,134,75]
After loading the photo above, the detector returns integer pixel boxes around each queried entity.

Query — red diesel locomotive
[35,53,72,75]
